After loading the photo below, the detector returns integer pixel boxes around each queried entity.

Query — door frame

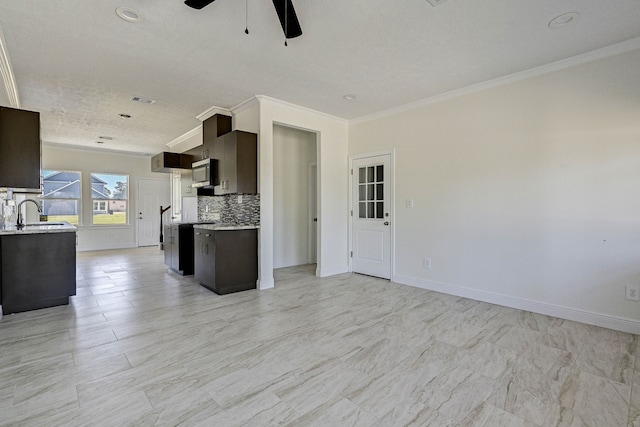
[348,150,395,280]
[308,162,317,265]
[136,177,170,247]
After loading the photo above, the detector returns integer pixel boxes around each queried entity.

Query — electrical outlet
[238,195,243,204]
[626,285,640,301]
[423,257,432,269]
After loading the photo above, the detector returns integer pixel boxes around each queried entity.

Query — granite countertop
[0,221,77,235]
[169,221,217,225]
[193,223,259,231]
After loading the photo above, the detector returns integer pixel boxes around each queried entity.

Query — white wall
[232,96,349,288]
[260,97,349,286]
[349,49,640,333]
[273,124,317,268]
[42,144,169,251]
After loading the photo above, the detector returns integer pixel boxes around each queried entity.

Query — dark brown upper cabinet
[0,106,41,191]
[213,130,257,195]
[151,152,195,173]
[185,114,232,161]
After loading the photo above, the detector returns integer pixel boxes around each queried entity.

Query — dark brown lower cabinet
[194,228,257,295]
[0,232,76,314]
[164,224,196,275]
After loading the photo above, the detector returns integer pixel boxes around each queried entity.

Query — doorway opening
[273,124,318,270]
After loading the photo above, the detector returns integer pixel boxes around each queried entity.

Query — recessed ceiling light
[116,6,144,23]
[95,141,105,144]
[548,12,580,29]
[343,94,357,100]
[119,113,132,119]
[98,136,114,140]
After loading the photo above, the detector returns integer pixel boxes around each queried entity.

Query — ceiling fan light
[184,0,216,10]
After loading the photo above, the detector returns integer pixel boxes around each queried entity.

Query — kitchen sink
[23,222,68,227]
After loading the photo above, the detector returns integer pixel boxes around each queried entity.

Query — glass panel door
[358,164,384,219]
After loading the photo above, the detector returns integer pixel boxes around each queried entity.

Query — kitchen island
[0,222,77,315]
[193,224,258,295]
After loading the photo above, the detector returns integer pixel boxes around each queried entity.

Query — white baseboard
[76,243,138,252]
[393,274,640,335]
[258,277,275,290]
[317,264,349,278]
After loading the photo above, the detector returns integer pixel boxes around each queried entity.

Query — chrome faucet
[16,198,42,228]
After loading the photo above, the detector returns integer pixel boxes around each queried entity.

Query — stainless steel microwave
[192,158,217,188]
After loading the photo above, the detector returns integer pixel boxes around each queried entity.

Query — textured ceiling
[0,0,639,155]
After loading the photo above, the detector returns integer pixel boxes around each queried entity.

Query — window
[91,173,128,225]
[41,170,81,225]
[93,201,107,212]
[358,164,384,219]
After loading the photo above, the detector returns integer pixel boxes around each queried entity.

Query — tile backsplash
[198,194,260,225]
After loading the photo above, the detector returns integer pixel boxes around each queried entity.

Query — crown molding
[231,96,260,115]
[42,140,151,158]
[166,126,201,148]
[0,23,20,108]
[195,105,232,122]
[254,95,349,124]
[351,37,640,125]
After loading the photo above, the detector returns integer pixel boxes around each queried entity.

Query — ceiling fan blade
[184,0,216,10]
[272,0,303,39]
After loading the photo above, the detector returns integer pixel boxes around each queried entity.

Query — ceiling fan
[184,0,303,40]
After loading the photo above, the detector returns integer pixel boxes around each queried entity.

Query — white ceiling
[0,0,639,155]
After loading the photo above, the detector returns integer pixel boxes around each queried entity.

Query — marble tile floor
[0,247,638,426]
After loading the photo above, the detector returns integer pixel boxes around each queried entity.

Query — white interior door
[351,154,391,279]
[137,178,170,247]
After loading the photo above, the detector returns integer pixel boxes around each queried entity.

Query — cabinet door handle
[205,233,211,237]
[196,232,201,236]
[204,243,208,254]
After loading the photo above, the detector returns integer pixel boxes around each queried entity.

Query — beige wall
[349,49,640,332]
[273,124,317,268]
[42,144,169,251]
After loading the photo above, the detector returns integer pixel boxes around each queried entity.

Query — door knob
[384,221,389,226]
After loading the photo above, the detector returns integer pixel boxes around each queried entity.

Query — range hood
[151,152,195,173]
